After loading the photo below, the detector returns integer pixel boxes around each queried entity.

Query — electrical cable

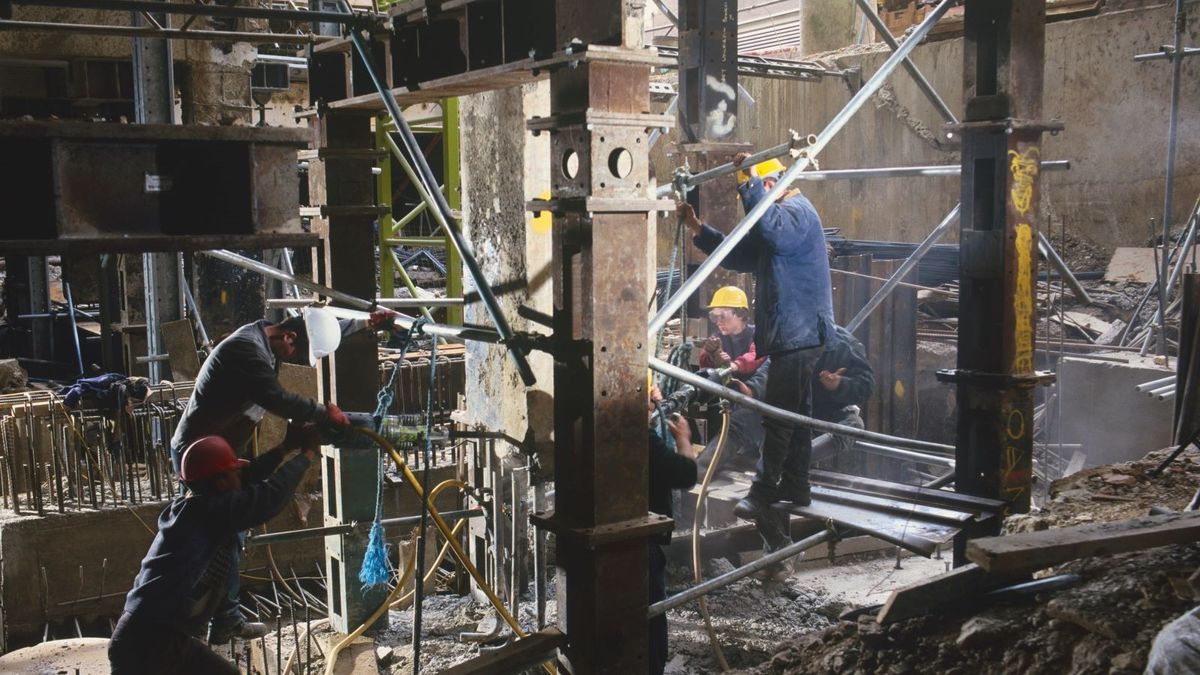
[351,427,555,674]
[323,499,470,675]
[690,407,731,671]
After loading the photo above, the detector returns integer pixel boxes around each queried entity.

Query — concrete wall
[459,81,555,464]
[1053,355,1175,468]
[654,3,1200,253]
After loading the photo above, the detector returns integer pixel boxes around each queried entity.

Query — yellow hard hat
[707,286,749,310]
[736,157,787,184]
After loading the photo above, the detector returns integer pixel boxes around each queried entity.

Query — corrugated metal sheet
[645,0,802,53]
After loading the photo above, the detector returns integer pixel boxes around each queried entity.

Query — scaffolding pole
[650,0,960,336]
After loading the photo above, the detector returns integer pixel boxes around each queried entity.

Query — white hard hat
[302,307,341,366]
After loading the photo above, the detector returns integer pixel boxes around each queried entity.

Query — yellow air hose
[691,409,731,671]
[320,427,553,675]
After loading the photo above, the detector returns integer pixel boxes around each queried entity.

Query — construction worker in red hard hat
[110,427,319,674]
[168,304,398,644]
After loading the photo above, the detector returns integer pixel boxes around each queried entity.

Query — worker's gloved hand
[368,308,399,331]
[284,423,321,457]
[731,151,752,168]
[324,402,350,427]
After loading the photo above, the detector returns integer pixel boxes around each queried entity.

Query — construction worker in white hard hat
[167,304,397,644]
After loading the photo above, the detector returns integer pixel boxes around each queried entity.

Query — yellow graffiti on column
[1013,224,1035,374]
[1007,148,1040,215]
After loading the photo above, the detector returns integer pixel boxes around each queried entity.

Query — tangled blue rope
[358,318,428,590]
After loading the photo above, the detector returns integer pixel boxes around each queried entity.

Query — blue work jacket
[694,176,835,356]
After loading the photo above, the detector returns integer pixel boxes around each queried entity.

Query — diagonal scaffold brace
[335,0,537,386]
[648,0,958,335]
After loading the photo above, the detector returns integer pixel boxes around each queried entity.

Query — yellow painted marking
[220,289,228,305]
[893,379,906,399]
[1013,223,1035,374]
[1007,147,1040,215]
[531,190,552,234]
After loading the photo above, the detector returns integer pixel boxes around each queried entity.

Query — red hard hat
[180,436,249,482]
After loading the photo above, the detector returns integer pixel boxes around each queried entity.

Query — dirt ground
[735,446,1200,675]
[265,448,1200,674]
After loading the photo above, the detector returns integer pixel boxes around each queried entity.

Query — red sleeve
[732,341,766,375]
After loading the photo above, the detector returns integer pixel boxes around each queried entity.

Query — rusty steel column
[940,0,1059,564]
[529,2,674,672]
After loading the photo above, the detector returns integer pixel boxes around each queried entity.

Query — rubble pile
[739,446,1200,675]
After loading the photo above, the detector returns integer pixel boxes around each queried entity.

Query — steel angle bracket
[531,512,675,550]
[530,511,674,550]
[936,369,1057,389]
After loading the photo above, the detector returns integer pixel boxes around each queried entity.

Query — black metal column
[677,0,748,327]
[942,0,1058,564]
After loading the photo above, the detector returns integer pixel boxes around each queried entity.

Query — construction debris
[742,445,1200,675]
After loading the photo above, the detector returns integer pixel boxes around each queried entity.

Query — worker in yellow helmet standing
[676,151,835,537]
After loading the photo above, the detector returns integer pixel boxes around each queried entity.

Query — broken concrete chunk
[0,359,29,393]
[375,646,396,666]
[955,616,1009,650]
[1103,474,1138,486]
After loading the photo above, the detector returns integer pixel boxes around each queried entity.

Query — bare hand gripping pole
[648,0,956,337]
[336,0,536,386]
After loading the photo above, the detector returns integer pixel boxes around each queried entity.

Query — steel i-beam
[937,0,1059,564]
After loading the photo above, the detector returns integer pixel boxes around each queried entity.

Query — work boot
[208,620,269,645]
[778,478,812,507]
[733,491,772,521]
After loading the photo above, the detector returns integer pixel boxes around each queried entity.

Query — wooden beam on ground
[440,628,566,675]
[328,635,378,675]
[877,563,1003,624]
[966,511,1200,575]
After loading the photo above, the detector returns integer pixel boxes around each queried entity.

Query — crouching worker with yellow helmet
[109,426,320,674]
[677,151,835,528]
[700,285,766,376]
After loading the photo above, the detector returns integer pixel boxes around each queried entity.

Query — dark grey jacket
[745,326,874,422]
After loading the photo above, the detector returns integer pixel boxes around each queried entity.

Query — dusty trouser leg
[750,349,807,502]
[774,347,823,504]
[811,408,865,467]
[832,408,864,455]
[697,405,763,475]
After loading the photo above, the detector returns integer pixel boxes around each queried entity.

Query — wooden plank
[876,562,1020,624]
[159,318,201,382]
[440,628,566,675]
[966,511,1200,575]
[328,635,379,675]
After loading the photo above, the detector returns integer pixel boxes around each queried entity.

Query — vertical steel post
[534,2,668,672]
[940,0,1058,564]
[442,98,464,326]
[377,116,396,299]
[676,0,747,330]
[132,1,179,383]
[1156,0,1188,356]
